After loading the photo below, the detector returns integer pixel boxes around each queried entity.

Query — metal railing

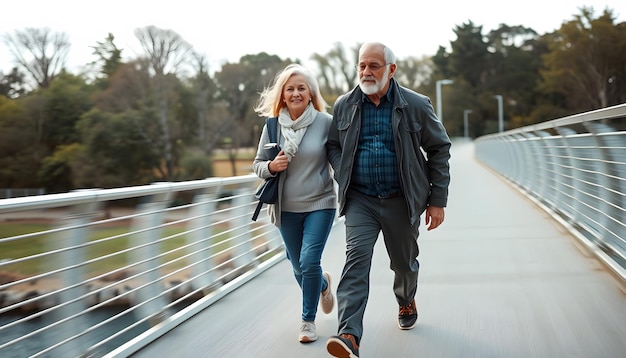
[474,103,626,283]
[0,174,285,357]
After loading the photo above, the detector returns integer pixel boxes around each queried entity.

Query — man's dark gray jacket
[327,79,452,227]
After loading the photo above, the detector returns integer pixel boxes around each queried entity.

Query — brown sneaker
[320,271,334,314]
[327,333,359,358]
[398,299,418,330]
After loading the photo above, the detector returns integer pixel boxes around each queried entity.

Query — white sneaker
[320,271,334,314]
[299,320,317,343]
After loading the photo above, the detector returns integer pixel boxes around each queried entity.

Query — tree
[31,72,94,192]
[90,33,123,88]
[448,21,490,88]
[188,52,219,152]
[134,25,193,181]
[485,25,545,127]
[430,20,550,135]
[0,96,41,188]
[431,46,453,80]
[429,21,491,136]
[73,109,160,188]
[41,72,93,150]
[540,7,626,111]
[0,67,27,98]
[213,53,288,175]
[38,143,79,193]
[3,27,70,89]
[395,55,433,90]
[311,42,359,100]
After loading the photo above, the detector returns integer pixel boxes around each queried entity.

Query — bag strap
[252,117,279,222]
[266,117,278,143]
[252,200,263,221]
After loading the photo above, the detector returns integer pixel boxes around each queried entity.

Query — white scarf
[278,103,317,160]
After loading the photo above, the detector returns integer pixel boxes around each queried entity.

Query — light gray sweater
[253,112,337,227]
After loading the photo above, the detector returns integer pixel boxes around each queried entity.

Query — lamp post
[436,79,454,121]
[494,95,503,132]
[463,109,472,138]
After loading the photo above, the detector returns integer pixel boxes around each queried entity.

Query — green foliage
[0,67,27,98]
[41,72,94,148]
[449,21,490,88]
[74,108,161,188]
[426,7,624,136]
[540,7,626,110]
[92,34,123,78]
[38,143,80,193]
[0,95,44,187]
[179,147,214,180]
[214,53,291,148]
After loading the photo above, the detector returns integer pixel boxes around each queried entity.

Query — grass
[0,221,231,277]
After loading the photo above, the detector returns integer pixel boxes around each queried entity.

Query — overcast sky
[0,0,624,76]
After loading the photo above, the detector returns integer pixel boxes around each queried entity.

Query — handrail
[474,103,626,284]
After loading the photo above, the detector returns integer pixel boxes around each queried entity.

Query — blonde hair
[254,64,328,118]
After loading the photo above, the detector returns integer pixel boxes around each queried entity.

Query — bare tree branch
[135,25,192,76]
[3,27,70,88]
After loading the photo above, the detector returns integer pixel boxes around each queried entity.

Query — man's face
[356,45,393,96]
[358,63,390,95]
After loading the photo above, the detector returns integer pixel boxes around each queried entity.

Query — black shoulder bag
[252,117,280,221]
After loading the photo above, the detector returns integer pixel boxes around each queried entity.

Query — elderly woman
[252,64,337,344]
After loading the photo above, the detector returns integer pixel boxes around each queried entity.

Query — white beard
[358,67,390,95]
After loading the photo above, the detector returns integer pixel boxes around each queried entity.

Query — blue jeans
[279,208,336,322]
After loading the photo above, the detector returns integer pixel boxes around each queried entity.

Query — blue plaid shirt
[351,86,401,197]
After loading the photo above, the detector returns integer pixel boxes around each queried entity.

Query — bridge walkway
[131,140,626,358]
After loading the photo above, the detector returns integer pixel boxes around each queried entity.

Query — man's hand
[425,206,445,231]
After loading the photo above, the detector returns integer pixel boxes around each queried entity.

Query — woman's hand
[269,150,289,173]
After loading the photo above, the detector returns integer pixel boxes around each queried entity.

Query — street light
[494,95,503,132]
[436,79,454,121]
[463,109,473,138]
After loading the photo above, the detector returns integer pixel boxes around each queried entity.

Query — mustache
[360,76,376,82]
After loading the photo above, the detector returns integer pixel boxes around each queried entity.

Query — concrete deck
[131,140,626,358]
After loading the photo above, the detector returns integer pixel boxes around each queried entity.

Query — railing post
[584,122,623,251]
[534,130,553,205]
[498,136,515,180]
[187,190,218,294]
[509,134,526,187]
[48,199,100,357]
[229,188,257,274]
[130,190,172,326]
[518,132,540,195]
[554,128,577,220]
[559,130,589,228]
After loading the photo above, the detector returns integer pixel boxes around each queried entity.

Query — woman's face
[283,74,311,119]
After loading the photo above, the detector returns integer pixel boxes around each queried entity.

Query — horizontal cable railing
[0,174,286,357]
[474,103,626,284]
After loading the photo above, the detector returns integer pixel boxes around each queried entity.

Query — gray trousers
[336,190,420,342]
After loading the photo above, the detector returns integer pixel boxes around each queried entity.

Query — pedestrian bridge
[1,105,624,357]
